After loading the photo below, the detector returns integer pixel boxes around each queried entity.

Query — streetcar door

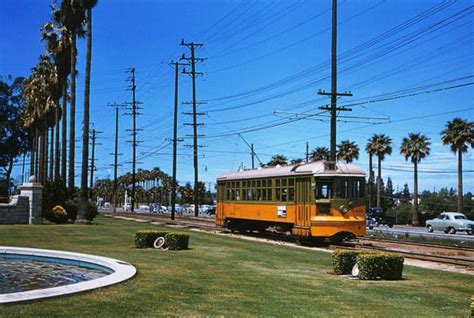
[295,178,311,231]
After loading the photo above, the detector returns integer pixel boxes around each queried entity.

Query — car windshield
[454,215,466,220]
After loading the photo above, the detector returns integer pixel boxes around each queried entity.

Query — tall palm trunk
[49,126,54,181]
[35,126,40,178]
[55,108,60,180]
[376,156,382,208]
[39,128,43,183]
[68,31,77,194]
[30,127,37,179]
[61,83,67,185]
[457,150,463,212]
[39,125,46,184]
[412,160,419,226]
[368,154,373,209]
[44,126,48,184]
[78,6,93,222]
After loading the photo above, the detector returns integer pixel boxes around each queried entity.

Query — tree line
[93,167,213,208]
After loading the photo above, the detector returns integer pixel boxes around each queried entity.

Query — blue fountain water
[0,253,113,294]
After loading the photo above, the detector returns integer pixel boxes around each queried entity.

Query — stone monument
[19,175,43,225]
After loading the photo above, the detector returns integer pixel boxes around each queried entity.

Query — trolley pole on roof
[318,0,352,169]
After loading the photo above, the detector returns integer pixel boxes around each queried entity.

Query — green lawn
[1,215,472,317]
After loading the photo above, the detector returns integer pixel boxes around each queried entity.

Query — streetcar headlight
[340,205,348,214]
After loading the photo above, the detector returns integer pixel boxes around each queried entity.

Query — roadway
[367,224,474,242]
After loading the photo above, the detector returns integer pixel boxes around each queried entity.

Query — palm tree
[22,56,61,184]
[365,135,378,210]
[441,118,474,212]
[310,147,329,161]
[42,7,72,183]
[371,134,392,208]
[78,0,98,223]
[336,140,359,163]
[267,154,288,167]
[60,0,85,193]
[400,133,431,226]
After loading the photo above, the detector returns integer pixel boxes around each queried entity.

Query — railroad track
[106,212,474,270]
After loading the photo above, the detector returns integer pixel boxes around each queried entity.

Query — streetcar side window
[275,178,295,202]
[236,181,241,201]
[225,182,232,201]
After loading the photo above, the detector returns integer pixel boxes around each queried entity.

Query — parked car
[366,208,396,229]
[137,205,150,213]
[426,212,474,235]
[366,215,377,230]
[206,205,216,215]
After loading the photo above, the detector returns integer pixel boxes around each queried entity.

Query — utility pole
[318,0,352,169]
[251,144,255,169]
[181,40,206,217]
[109,103,124,213]
[169,61,186,220]
[125,68,143,213]
[89,127,102,200]
[306,142,309,163]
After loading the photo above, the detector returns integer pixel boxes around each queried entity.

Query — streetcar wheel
[427,225,433,233]
[448,227,456,235]
[388,224,394,228]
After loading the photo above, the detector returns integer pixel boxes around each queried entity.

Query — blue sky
[1,0,473,193]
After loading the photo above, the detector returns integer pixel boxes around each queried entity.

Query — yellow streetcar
[216,160,366,242]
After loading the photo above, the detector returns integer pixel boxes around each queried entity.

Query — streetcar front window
[337,177,365,198]
[316,183,332,199]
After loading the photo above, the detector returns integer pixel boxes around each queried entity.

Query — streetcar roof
[217,161,365,181]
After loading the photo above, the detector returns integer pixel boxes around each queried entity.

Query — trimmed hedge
[135,230,189,250]
[164,233,190,251]
[357,253,404,280]
[332,249,404,280]
[332,250,361,275]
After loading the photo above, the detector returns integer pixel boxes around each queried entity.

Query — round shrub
[64,199,78,221]
[49,205,68,224]
[86,201,98,221]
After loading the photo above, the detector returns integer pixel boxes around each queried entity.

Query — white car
[137,205,150,213]
[426,212,474,235]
